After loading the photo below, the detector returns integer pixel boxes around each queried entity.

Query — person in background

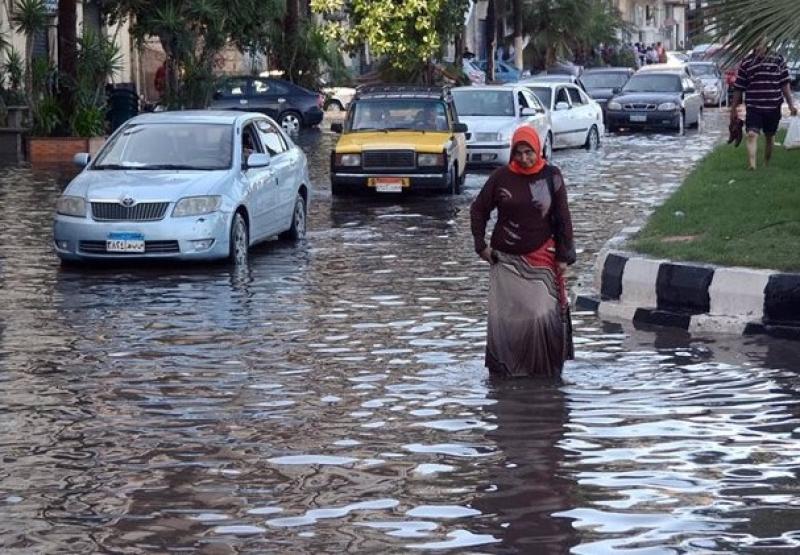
[470,126,576,379]
[730,37,798,170]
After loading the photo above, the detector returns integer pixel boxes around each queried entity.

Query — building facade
[615,0,690,50]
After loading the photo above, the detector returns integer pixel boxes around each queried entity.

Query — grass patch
[631,130,800,272]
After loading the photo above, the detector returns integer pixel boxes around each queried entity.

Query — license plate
[630,114,647,122]
[106,232,144,253]
[368,177,408,193]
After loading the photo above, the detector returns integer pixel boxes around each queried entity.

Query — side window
[568,87,584,105]
[555,87,570,106]
[252,79,290,96]
[524,91,542,111]
[219,78,249,98]
[255,119,288,155]
[447,102,458,125]
[241,124,264,161]
[517,91,529,109]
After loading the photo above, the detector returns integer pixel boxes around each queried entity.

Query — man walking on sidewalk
[730,38,797,170]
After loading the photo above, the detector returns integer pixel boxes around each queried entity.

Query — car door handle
[239,99,248,105]
[278,98,286,104]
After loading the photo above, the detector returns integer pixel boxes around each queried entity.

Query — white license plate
[106,232,145,253]
[376,184,403,193]
[630,114,647,122]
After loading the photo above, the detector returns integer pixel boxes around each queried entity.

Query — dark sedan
[209,76,324,133]
[605,71,703,134]
[581,67,635,117]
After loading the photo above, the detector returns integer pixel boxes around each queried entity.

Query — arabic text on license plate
[106,232,145,253]
[630,114,647,122]
[369,177,407,193]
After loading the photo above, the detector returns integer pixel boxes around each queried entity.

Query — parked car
[53,111,310,264]
[463,58,486,84]
[329,85,468,195]
[474,60,521,83]
[522,73,588,93]
[322,86,356,112]
[516,80,605,151]
[687,61,726,106]
[580,67,635,117]
[605,71,703,134]
[209,76,324,133]
[452,85,552,166]
[637,63,704,98]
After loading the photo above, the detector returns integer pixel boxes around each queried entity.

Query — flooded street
[2,110,800,554]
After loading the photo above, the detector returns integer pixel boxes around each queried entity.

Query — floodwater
[1,110,799,554]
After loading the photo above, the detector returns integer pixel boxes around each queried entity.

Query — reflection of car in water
[329,85,468,195]
[452,85,553,166]
[54,111,311,264]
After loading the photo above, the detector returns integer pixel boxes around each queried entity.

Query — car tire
[694,109,703,130]
[446,165,458,195]
[325,100,344,112]
[543,132,553,160]
[584,125,600,150]
[279,111,302,134]
[227,211,249,265]
[677,112,685,135]
[279,194,307,241]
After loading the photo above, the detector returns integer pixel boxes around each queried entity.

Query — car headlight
[607,101,622,110]
[658,102,679,111]
[172,196,222,217]
[417,153,444,167]
[335,153,361,167]
[56,195,87,217]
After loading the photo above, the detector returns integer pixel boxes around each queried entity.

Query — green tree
[703,0,800,60]
[10,0,47,99]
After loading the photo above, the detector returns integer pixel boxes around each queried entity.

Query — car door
[240,122,275,240]
[522,90,550,144]
[566,85,593,145]
[682,77,701,124]
[446,100,467,178]
[212,77,252,111]
[249,78,292,121]
[551,86,574,148]
[255,119,296,233]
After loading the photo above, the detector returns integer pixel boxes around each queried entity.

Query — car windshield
[526,87,552,109]
[93,123,233,170]
[690,64,718,77]
[452,90,515,116]
[623,75,681,93]
[349,99,448,131]
[582,72,629,88]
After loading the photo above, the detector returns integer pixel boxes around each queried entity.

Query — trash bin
[108,86,139,132]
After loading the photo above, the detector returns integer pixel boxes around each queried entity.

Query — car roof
[516,80,574,89]
[354,84,451,101]
[582,67,633,74]
[129,110,262,125]
[452,85,516,92]
[638,63,685,72]
[630,71,682,78]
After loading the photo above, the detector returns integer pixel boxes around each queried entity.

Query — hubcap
[282,114,300,133]
[329,103,342,113]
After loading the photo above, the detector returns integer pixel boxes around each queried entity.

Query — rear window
[582,72,630,89]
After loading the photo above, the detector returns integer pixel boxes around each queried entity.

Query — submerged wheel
[227,212,249,265]
[279,111,302,134]
[279,194,307,240]
[542,132,553,160]
[584,125,600,150]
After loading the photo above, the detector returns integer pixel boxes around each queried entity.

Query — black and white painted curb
[576,249,800,339]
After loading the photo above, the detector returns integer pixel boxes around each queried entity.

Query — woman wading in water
[470,126,576,378]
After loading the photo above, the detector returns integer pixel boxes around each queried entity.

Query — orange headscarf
[508,125,546,175]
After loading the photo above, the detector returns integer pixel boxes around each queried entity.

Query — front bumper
[606,110,681,129]
[53,210,232,262]
[304,108,324,126]
[466,143,510,167]
[703,90,721,104]
[331,170,449,192]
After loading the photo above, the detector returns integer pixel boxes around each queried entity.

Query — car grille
[78,240,180,254]
[362,150,415,170]
[623,103,657,111]
[91,202,169,221]
[473,132,498,142]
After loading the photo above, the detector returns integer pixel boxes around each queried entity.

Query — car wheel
[279,194,307,241]
[543,132,553,160]
[228,211,249,265]
[677,112,685,135]
[584,125,600,150]
[446,166,458,195]
[453,163,463,195]
[279,111,302,134]
[695,109,703,130]
[325,100,344,112]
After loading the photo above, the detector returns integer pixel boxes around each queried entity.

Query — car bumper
[53,211,232,262]
[466,143,510,167]
[304,108,324,126]
[703,90,721,104]
[331,171,449,192]
[606,111,681,129]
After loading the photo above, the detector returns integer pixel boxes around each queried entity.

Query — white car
[322,86,356,112]
[452,85,552,165]
[517,81,605,151]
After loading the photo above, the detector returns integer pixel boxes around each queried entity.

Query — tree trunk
[512,0,523,70]
[159,34,180,108]
[58,0,77,116]
[486,0,496,82]
[25,35,33,101]
[284,0,300,82]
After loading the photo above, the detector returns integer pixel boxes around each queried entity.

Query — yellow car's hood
[335,131,451,153]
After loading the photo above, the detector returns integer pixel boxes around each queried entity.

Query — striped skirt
[485,240,574,378]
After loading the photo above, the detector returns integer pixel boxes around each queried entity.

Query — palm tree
[704,0,800,60]
[58,0,77,114]
[10,0,48,99]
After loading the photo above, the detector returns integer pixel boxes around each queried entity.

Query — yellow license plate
[368,177,409,193]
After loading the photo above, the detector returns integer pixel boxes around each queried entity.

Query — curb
[577,247,800,339]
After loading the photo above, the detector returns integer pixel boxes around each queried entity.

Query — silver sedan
[53,110,311,264]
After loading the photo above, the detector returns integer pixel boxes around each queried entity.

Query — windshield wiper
[92,163,144,170]
[132,164,215,170]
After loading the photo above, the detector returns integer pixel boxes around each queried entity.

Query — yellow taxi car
[330,85,468,195]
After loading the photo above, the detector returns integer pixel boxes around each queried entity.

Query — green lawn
[631,130,800,272]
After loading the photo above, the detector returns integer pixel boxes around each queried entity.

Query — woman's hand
[480,247,494,264]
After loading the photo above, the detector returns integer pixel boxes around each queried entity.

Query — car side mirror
[685,87,695,94]
[246,152,271,168]
[520,107,536,116]
[330,122,343,133]
[555,101,570,111]
[452,122,468,133]
[73,152,90,168]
